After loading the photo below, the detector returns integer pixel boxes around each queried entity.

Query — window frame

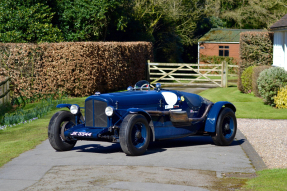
[219,45,229,57]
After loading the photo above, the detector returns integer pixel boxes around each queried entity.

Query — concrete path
[0,86,259,191]
[0,134,255,191]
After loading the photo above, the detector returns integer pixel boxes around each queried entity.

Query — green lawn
[199,87,287,119]
[243,169,287,191]
[0,97,86,167]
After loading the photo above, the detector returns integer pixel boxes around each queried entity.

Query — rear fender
[127,108,155,141]
[204,101,236,132]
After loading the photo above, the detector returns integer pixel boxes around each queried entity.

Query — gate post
[221,61,228,88]
[146,60,150,82]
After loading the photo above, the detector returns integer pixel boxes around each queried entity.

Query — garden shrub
[274,86,287,109]
[238,31,273,92]
[252,65,272,97]
[241,66,255,93]
[257,67,287,106]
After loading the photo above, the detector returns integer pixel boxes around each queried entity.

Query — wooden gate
[0,77,10,104]
[147,61,238,87]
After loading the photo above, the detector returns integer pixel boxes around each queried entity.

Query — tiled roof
[199,28,266,43]
[270,14,287,30]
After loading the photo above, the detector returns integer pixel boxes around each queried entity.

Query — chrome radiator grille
[85,100,108,127]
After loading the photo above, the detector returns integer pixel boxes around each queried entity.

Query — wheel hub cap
[224,123,230,131]
[136,131,142,139]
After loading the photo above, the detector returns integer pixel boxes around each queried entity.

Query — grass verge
[243,169,287,190]
[199,87,287,119]
[0,97,86,167]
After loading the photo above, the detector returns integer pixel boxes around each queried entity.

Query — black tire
[119,114,151,156]
[48,111,77,151]
[211,107,237,146]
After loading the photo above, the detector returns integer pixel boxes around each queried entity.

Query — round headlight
[70,105,79,114]
[105,106,114,116]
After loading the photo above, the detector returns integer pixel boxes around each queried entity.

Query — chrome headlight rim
[70,105,79,115]
[105,106,114,116]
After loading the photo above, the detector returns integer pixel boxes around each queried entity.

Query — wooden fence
[0,77,10,105]
[147,61,238,88]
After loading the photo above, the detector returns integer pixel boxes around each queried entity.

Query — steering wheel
[140,84,155,90]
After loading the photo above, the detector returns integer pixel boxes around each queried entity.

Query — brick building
[198,28,264,64]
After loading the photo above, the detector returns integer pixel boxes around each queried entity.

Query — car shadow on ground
[72,142,167,155]
[71,136,245,155]
[73,143,122,153]
[148,136,245,150]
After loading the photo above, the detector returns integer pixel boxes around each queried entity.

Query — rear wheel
[119,114,150,156]
[211,107,237,146]
[48,111,77,151]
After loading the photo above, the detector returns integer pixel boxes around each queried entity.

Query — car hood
[87,90,163,107]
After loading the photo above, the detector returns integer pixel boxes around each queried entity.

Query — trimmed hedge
[252,65,272,97]
[0,42,153,99]
[238,32,273,92]
[241,66,255,93]
[257,67,287,106]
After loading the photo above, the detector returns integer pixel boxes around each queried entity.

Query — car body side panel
[153,118,202,140]
[204,101,236,132]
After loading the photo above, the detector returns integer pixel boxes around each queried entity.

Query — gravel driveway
[238,118,287,169]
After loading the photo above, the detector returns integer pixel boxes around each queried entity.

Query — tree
[222,0,287,28]
[131,0,204,45]
[0,1,63,43]
[204,0,287,29]
[57,0,122,41]
[122,0,205,62]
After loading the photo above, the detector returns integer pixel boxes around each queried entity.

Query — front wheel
[119,114,150,156]
[48,111,77,151]
[211,107,237,146]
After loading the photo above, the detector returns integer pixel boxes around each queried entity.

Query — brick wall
[199,43,240,63]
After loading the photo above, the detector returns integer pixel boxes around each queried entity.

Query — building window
[219,46,229,57]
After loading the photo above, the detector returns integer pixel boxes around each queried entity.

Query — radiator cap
[95,92,101,96]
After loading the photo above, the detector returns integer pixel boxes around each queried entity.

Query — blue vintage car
[48,80,237,156]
